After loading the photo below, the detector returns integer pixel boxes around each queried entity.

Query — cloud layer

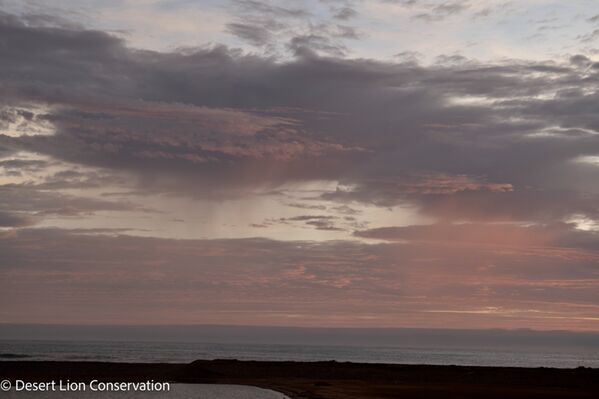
[2,11,599,219]
[1,5,599,329]
[1,228,598,329]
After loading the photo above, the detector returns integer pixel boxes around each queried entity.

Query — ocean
[1,339,598,369]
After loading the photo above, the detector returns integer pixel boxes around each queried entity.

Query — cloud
[578,28,599,43]
[256,214,346,231]
[414,1,470,22]
[232,0,310,19]
[0,184,152,223]
[354,222,599,251]
[225,0,363,57]
[0,211,37,227]
[415,189,599,223]
[332,6,358,20]
[1,2,599,332]
[332,205,361,215]
[286,214,344,231]
[2,11,599,226]
[1,228,598,329]
[283,202,328,211]
[288,34,348,56]
[226,22,273,46]
[381,0,419,6]
[0,158,47,171]
[333,24,362,40]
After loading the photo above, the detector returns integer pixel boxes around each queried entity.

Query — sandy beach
[2,360,598,398]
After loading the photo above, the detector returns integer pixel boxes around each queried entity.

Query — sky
[1,0,599,331]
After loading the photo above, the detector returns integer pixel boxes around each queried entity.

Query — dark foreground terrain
[1,360,598,398]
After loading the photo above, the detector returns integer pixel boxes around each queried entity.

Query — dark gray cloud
[253,212,368,231]
[333,24,362,39]
[288,34,348,56]
[578,28,599,43]
[232,0,310,19]
[332,6,358,20]
[226,0,362,56]
[471,1,513,20]
[0,210,37,227]
[283,202,328,211]
[381,0,419,5]
[0,184,152,223]
[305,219,344,231]
[414,1,470,21]
[2,11,599,225]
[257,214,345,231]
[0,159,47,171]
[393,50,422,64]
[332,205,361,215]
[225,22,273,46]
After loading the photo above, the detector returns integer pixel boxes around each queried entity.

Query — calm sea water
[3,384,290,399]
[1,339,598,368]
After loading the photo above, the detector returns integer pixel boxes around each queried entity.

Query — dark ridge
[0,353,31,359]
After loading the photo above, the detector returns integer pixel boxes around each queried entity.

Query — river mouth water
[3,383,291,399]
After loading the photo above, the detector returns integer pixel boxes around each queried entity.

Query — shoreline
[2,360,598,398]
